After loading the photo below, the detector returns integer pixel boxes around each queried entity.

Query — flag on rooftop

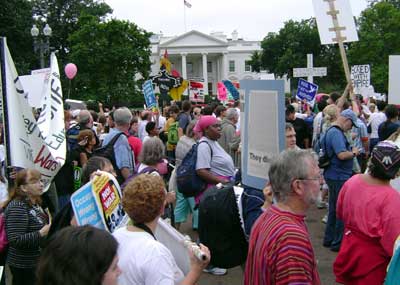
[184,0,192,8]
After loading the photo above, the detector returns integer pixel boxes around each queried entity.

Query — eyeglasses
[296,176,322,182]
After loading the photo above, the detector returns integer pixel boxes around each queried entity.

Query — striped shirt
[244,205,320,285]
[5,199,48,268]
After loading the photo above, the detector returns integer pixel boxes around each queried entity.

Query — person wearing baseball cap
[322,108,360,252]
[334,140,400,284]
[340,109,359,128]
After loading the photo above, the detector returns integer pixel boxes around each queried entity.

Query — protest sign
[312,0,359,86]
[389,56,400,104]
[189,81,204,103]
[0,38,66,189]
[155,218,191,275]
[240,80,285,190]
[296,78,319,105]
[142,80,157,108]
[71,171,128,233]
[312,0,358,45]
[351,64,370,91]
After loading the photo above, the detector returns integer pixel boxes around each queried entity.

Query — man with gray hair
[218,108,240,154]
[102,107,135,183]
[244,149,321,285]
[66,110,98,151]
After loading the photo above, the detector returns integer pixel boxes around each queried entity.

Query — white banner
[1,39,65,188]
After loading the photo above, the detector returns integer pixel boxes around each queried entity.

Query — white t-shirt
[113,227,184,285]
[369,112,386,139]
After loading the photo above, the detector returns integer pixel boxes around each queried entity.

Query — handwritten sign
[351,64,370,89]
[1,41,66,189]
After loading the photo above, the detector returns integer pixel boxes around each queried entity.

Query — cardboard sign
[239,80,285,190]
[389,56,400,104]
[296,78,319,102]
[312,0,359,45]
[142,80,157,108]
[71,171,128,232]
[351,64,370,90]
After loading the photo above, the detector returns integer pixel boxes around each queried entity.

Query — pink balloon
[65,63,78,80]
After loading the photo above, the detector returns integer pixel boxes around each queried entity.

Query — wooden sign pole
[324,0,353,88]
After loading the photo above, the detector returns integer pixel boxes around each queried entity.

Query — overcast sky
[104,0,369,40]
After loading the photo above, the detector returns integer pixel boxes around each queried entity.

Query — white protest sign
[389,56,400,104]
[351,64,370,93]
[247,90,280,178]
[1,39,66,188]
[312,0,358,45]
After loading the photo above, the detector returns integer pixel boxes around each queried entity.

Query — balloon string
[68,80,71,99]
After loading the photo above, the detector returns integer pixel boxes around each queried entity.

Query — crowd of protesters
[0,90,399,285]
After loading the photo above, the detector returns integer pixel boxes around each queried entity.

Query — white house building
[150,30,263,95]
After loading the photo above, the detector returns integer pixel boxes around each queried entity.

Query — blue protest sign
[143,80,157,108]
[296,78,318,102]
[70,182,105,230]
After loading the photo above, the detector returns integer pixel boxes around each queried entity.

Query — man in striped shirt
[244,149,321,285]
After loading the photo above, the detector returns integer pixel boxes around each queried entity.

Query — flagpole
[184,1,187,32]
[0,37,13,185]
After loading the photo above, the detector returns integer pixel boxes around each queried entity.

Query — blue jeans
[323,179,345,250]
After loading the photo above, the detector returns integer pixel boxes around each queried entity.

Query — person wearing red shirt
[334,140,400,284]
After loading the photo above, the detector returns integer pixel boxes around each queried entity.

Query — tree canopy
[254,0,400,94]
[348,1,400,92]
[68,15,151,106]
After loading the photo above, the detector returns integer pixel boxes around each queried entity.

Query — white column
[222,51,228,80]
[181,52,187,79]
[202,52,208,95]
[307,53,314,83]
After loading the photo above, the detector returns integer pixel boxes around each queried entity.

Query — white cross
[293,54,327,83]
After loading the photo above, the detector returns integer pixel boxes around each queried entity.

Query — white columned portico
[202,52,209,94]
[181,52,187,79]
[222,51,228,80]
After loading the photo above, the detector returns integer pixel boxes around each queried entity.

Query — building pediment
[160,30,228,48]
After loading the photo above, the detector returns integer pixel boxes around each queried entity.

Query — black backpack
[93,132,128,184]
[198,184,248,268]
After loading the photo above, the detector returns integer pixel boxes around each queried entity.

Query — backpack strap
[106,132,126,147]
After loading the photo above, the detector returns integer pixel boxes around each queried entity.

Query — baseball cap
[340,109,358,128]
[371,141,400,179]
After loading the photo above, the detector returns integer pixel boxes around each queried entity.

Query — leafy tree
[367,0,400,9]
[257,18,346,92]
[348,1,400,93]
[0,0,35,74]
[31,0,112,63]
[249,51,262,73]
[68,15,152,107]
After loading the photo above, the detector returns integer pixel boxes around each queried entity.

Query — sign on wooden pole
[313,0,359,86]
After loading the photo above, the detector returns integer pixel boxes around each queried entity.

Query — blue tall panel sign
[239,80,285,190]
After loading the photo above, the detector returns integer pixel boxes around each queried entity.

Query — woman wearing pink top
[334,140,400,284]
